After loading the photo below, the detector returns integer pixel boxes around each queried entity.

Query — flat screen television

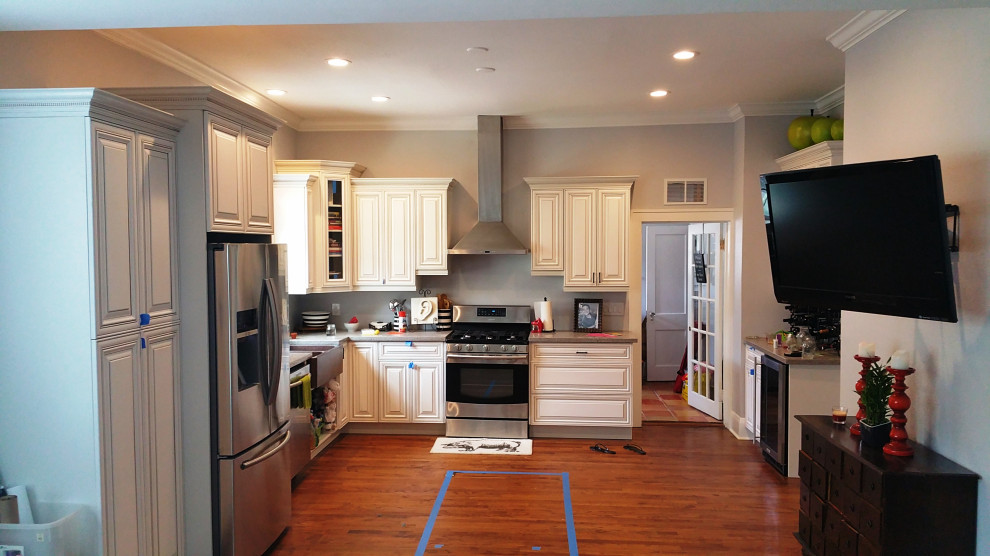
[761,155,957,322]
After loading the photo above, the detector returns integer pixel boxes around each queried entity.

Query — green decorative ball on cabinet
[810,117,834,144]
[787,116,816,150]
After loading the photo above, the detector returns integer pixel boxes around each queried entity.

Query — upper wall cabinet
[776,140,843,171]
[350,178,452,291]
[274,160,366,294]
[526,177,635,291]
[111,87,283,235]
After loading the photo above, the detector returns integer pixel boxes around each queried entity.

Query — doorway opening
[641,221,726,423]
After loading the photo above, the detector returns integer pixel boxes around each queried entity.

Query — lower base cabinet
[529,342,634,427]
[346,341,444,424]
[795,415,978,555]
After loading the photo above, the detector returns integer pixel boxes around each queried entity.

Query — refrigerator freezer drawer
[218,424,292,556]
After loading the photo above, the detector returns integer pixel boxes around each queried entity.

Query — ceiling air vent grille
[664,179,707,205]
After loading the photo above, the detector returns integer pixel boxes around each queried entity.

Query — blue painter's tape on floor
[415,470,579,556]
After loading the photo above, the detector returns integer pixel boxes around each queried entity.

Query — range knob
[465,345,473,352]
[500,344,508,352]
[453,344,462,352]
[481,344,489,352]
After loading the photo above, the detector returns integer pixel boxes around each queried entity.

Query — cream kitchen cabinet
[525,177,635,290]
[273,160,367,294]
[529,343,634,427]
[350,179,452,290]
[98,325,182,556]
[111,87,282,235]
[345,341,445,424]
[0,88,184,556]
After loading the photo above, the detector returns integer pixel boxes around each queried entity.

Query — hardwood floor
[270,426,800,555]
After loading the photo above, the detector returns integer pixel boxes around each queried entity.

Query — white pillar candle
[890,350,911,370]
[857,342,876,358]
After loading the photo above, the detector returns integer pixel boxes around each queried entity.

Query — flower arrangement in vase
[858,357,893,447]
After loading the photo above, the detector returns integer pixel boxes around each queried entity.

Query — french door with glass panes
[686,223,723,419]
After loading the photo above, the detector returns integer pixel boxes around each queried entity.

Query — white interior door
[686,223,723,419]
[643,224,688,381]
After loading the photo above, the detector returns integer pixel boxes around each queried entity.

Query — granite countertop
[529,331,638,344]
[745,338,840,366]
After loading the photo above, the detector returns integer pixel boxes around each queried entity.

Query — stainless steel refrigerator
[209,242,291,556]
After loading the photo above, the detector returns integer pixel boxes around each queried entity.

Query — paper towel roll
[534,300,554,332]
[7,485,33,524]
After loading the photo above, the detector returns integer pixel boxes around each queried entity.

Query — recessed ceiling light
[673,50,697,60]
[266,89,286,96]
[371,96,390,103]
[327,58,351,67]
[650,90,669,98]
[466,46,489,53]
[475,67,495,73]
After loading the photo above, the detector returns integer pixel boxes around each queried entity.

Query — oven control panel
[446,343,528,355]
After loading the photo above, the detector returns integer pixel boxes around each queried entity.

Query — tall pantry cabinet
[0,89,184,555]
[108,87,283,555]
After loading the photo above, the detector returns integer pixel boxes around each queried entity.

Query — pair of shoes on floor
[590,443,646,455]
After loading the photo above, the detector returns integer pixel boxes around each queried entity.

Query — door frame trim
[629,208,735,428]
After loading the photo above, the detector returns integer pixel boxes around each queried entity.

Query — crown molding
[816,85,845,114]
[95,29,302,129]
[827,10,906,52]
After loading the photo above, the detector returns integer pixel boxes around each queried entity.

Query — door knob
[649,312,656,321]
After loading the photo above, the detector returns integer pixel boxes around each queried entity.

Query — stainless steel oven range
[445,305,531,438]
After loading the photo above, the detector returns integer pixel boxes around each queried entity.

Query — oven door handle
[446,353,529,364]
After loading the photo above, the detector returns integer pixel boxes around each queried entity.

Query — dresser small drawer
[799,482,811,516]
[859,500,882,546]
[809,494,825,532]
[798,451,812,486]
[842,455,863,493]
[860,464,883,508]
[798,511,812,546]
[811,461,828,498]
[532,343,632,360]
[811,433,829,465]
[824,441,843,477]
[837,520,860,555]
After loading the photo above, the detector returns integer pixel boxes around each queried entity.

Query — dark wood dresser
[796,415,979,555]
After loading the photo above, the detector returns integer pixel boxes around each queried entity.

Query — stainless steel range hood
[449,115,529,255]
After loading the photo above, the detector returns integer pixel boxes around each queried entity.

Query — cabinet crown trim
[525,176,637,189]
[275,159,367,176]
[107,86,284,133]
[0,88,185,132]
[352,178,453,189]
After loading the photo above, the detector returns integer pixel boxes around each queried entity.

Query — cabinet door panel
[411,362,444,423]
[206,114,243,231]
[144,327,181,556]
[139,136,178,325]
[415,191,447,274]
[93,124,139,336]
[351,191,382,285]
[563,190,596,288]
[379,361,410,422]
[530,189,563,274]
[384,191,414,285]
[244,131,274,232]
[98,335,145,555]
[531,396,630,425]
[597,189,630,286]
[348,343,377,421]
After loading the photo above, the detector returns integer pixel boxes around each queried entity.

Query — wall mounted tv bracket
[945,204,959,252]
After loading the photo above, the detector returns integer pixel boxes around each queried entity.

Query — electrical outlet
[331,303,341,316]
[604,302,625,316]
[37,532,46,541]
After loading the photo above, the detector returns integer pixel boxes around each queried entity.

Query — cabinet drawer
[824,441,843,477]
[799,482,811,516]
[810,461,828,498]
[811,433,829,465]
[798,511,811,547]
[809,495,825,532]
[801,427,816,457]
[842,455,863,493]
[531,364,630,392]
[530,396,631,426]
[532,344,632,360]
[836,520,859,556]
[379,341,443,359]
[860,464,883,508]
[798,451,812,486]
[858,500,882,546]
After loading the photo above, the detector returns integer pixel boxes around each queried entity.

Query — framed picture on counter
[573,298,603,333]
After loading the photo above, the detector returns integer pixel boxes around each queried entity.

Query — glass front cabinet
[274,160,366,293]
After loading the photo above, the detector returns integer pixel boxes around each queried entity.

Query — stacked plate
[301,311,331,329]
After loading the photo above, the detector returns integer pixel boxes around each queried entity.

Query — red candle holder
[851,354,880,436]
[884,365,916,457]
